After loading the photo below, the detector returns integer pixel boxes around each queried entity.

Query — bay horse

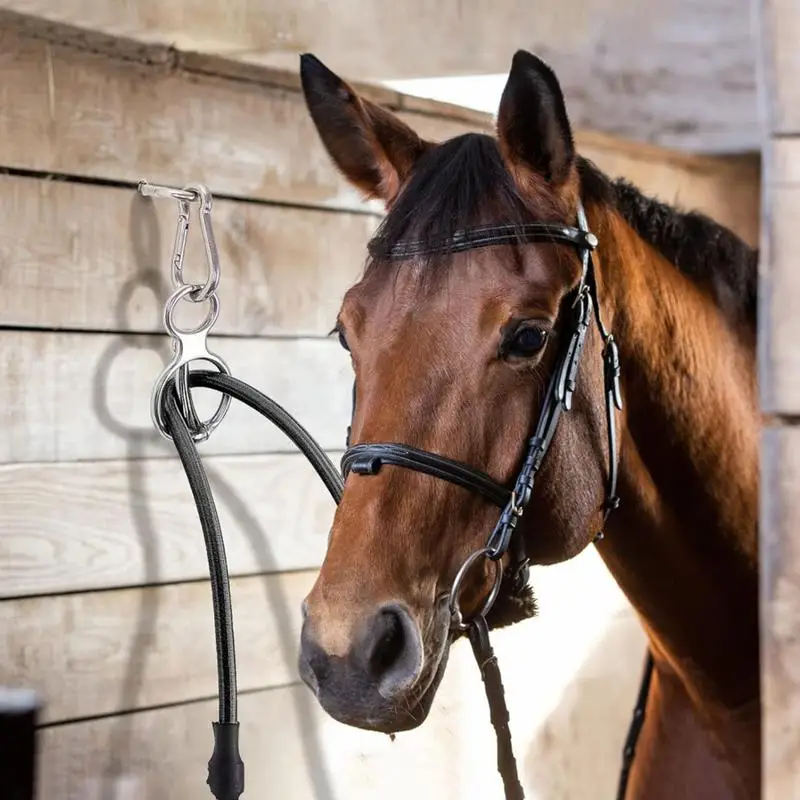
[296,50,760,799]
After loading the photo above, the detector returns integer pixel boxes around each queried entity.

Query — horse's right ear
[496,50,576,187]
[300,54,432,205]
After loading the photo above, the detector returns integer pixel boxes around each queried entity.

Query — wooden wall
[0,15,761,800]
[0,0,760,153]
[756,0,800,797]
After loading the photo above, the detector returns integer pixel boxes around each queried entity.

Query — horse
[296,49,760,799]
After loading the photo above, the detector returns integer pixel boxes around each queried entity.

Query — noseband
[340,200,623,627]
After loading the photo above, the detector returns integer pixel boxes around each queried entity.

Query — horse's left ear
[496,50,576,186]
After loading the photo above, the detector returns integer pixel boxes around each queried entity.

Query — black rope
[164,389,237,725]
[189,371,343,503]
[161,373,345,800]
[162,388,244,800]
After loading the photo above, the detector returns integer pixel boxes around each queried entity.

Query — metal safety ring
[448,548,503,632]
[164,283,220,338]
[151,286,231,443]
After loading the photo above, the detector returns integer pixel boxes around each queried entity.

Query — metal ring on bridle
[448,547,504,631]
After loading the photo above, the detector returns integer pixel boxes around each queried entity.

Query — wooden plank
[758,138,800,414]
[0,150,759,339]
[0,26,489,212]
[761,426,800,798]
[35,684,462,800]
[0,453,338,598]
[0,0,760,152]
[0,174,376,336]
[0,331,352,463]
[760,0,800,135]
[0,571,315,723]
[0,25,762,219]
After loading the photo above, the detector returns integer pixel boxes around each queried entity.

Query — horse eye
[506,326,548,358]
[337,328,350,352]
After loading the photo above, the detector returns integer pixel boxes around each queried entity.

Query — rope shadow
[90,193,170,799]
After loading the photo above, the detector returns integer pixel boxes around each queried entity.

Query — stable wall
[0,1,759,153]
[756,0,800,797]
[0,15,761,800]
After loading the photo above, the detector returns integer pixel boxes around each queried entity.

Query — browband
[368,222,598,260]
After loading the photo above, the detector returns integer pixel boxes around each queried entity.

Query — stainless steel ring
[448,548,504,632]
[151,356,232,443]
[163,284,220,338]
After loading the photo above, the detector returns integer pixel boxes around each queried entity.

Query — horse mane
[366,133,757,326]
[577,158,757,325]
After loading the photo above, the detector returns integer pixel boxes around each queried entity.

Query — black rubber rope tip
[207,722,245,800]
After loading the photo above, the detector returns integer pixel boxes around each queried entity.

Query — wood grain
[35,683,464,800]
[761,426,800,799]
[0,571,315,723]
[0,25,761,232]
[759,138,800,414]
[0,174,376,336]
[0,330,352,463]
[0,148,759,339]
[0,0,761,152]
[760,0,800,135]
[0,452,339,597]
[0,27,487,213]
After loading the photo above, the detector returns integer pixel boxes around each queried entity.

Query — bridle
[342,201,622,628]
[141,180,651,800]
[339,200,625,800]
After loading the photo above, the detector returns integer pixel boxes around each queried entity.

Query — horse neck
[591,206,759,714]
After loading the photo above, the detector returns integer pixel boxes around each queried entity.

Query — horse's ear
[300,53,431,205]
[496,50,575,186]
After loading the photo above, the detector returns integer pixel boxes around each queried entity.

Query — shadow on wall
[82,192,337,799]
[524,607,648,800]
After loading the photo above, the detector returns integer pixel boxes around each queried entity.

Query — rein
[139,180,651,800]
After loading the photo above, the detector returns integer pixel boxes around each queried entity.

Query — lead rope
[616,650,655,799]
[469,616,525,800]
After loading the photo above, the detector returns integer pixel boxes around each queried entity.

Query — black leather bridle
[341,200,622,626]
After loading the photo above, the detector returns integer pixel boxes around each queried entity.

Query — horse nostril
[361,604,421,697]
[367,609,406,675]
